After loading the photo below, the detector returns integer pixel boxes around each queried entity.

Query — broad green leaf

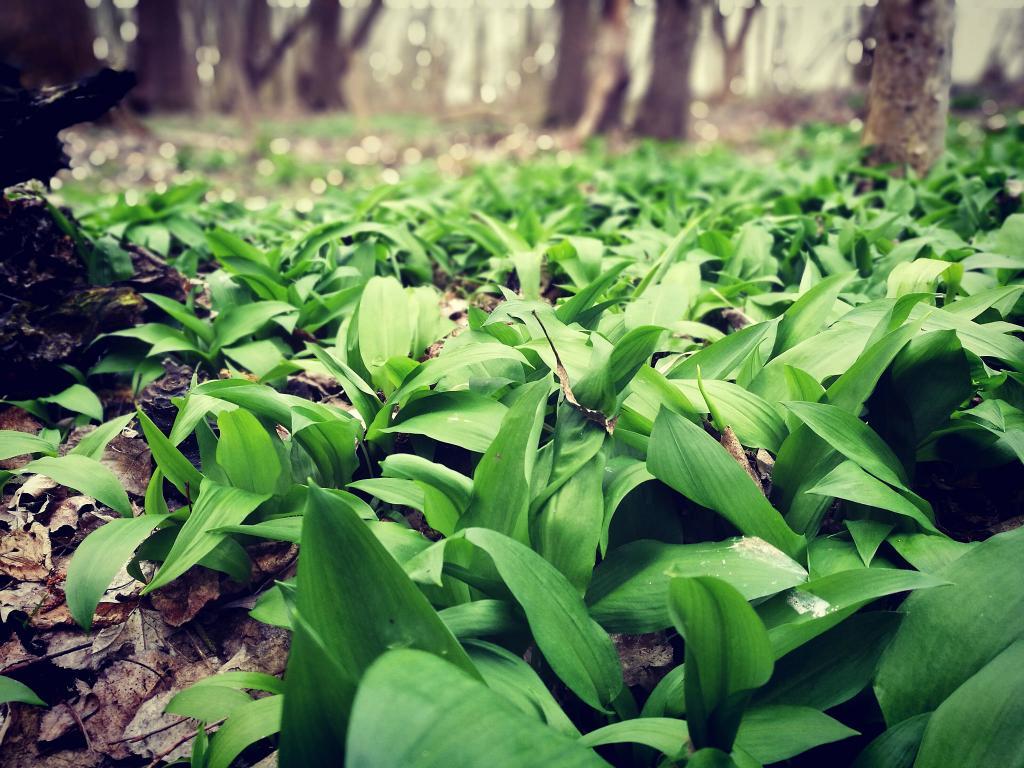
[587,537,807,633]
[648,409,804,559]
[142,480,268,594]
[735,705,858,764]
[40,383,103,421]
[462,527,623,712]
[137,408,204,500]
[19,454,131,517]
[344,650,609,768]
[0,430,56,460]
[458,380,549,541]
[380,391,507,453]
[760,568,946,658]
[206,695,283,768]
[465,640,578,737]
[668,322,772,380]
[278,486,475,766]
[66,513,170,630]
[874,526,1024,724]
[772,272,854,356]
[850,714,929,768]
[0,676,46,706]
[578,718,688,758]
[668,576,774,752]
[754,612,900,710]
[808,461,937,533]
[782,401,908,488]
[914,641,1024,768]
[68,412,135,459]
[357,276,413,377]
[215,409,281,495]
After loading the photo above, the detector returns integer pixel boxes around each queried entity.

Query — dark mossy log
[0,66,136,189]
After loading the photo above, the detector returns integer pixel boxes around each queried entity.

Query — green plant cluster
[3,123,1024,767]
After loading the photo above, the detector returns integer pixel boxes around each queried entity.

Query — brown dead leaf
[612,632,676,690]
[2,475,60,529]
[149,567,220,627]
[100,432,152,497]
[719,426,765,494]
[45,495,93,533]
[0,522,52,581]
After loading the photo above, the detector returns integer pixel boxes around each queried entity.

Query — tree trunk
[304,0,345,110]
[215,0,255,123]
[712,3,760,100]
[633,0,701,139]
[570,0,629,143]
[862,0,955,176]
[133,0,196,112]
[0,0,98,86]
[545,0,592,127]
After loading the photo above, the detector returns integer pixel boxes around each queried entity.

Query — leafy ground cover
[2,120,1024,767]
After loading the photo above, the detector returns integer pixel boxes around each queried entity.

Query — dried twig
[531,311,615,433]
[719,426,765,494]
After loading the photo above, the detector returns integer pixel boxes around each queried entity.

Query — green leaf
[668,322,771,380]
[772,272,854,356]
[586,537,807,633]
[357,276,413,377]
[874,526,1024,724]
[137,407,204,501]
[142,480,268,594]
[807,461,937,533]
[668,576,774,752]
[278,486,475,766]
[760,567,946,658]
[68,413,135,459]
[914,641,1024,768]
[66,513,170,630]
[648,409,804,559]
[212,301,296,351]
[0,430,57,461]
[215,409,281,495]
[465,640,579,737]
[19,454,131,517]
[40,383,103,421]
[577,718,688,758]
[754,612,900,710]
[734,705,858,764]
[143,293,214,343]
[462,527,623,712]
[458,380,549,541]
[205,695,283,768]
[380,391,507,453]
[344,650,609,768]
[0,675,46,706]
[850,714,929,768]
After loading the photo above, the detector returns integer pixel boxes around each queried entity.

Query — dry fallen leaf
[0,522,52,581]
[149,567,220,627]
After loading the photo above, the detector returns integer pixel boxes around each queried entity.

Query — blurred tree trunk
[545,0,592,127]
[633,0,702,139]
[852,5,878,87]
[304,0,344,110]
[863,0,954,176]
[133,0,196,112]
[298,0,383,111]
[711,2,760,100]
[571,0,629,143]
[0,0,98,86]
[215,0,254,122]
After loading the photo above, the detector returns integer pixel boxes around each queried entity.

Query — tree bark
[711,3,760,100]
[215,0,255,117]
[304,0,345,110]
[133,0,196,112]
[0,0,98,86]
[545,0,593,127]
[570,0,629,143]
[862,0,955,176]
[633,0,701,139]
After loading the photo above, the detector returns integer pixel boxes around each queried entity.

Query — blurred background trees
[1,0,1022,151]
